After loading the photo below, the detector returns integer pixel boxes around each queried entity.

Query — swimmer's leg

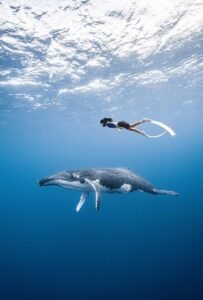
[128,128,147,137]
[130,119,149,127]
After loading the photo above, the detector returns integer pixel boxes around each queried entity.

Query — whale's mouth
[38,177,53,186]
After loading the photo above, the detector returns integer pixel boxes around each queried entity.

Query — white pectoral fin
[85,178,101,211]
[95,190,101,211]
[76,192,89,212]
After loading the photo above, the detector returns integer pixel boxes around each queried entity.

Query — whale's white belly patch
[119,183,132,192]
[91,180,132,194]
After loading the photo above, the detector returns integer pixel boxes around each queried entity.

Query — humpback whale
[39,168,179,211]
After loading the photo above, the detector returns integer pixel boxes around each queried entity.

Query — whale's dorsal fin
[76,191,89,212]
[85,178,101,210]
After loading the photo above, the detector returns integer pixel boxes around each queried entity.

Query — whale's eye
[79,179,85,184]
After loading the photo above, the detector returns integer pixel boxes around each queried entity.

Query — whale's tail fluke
[152,188,180,196]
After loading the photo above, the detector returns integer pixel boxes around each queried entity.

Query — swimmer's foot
[142,118,151,122]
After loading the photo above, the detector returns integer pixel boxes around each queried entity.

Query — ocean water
[0,1,203,300]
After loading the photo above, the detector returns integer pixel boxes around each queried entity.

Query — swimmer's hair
[100,117,113,124]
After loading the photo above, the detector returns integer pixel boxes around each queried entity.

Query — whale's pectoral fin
[152,188,180,196]
[95,190,101,211]
[85,178,101,211]
[76,191,89,212]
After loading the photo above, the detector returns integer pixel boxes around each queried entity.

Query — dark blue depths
[0,115,203,300]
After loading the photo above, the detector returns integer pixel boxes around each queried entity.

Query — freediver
[100,117,150,137]
[100,117,176,138]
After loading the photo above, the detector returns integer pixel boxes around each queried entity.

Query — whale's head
[38,171,86,190]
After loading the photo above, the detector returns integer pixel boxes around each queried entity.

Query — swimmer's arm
[116,125,123,131]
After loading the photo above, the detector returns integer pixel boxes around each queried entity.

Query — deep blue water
[0,112,203,300]
[0,1,203,298]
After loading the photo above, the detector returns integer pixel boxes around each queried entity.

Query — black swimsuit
[117,121,130,129]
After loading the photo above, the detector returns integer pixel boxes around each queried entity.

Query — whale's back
[69,168,155,192]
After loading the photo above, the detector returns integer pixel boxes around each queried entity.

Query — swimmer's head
[100,117,113,126]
